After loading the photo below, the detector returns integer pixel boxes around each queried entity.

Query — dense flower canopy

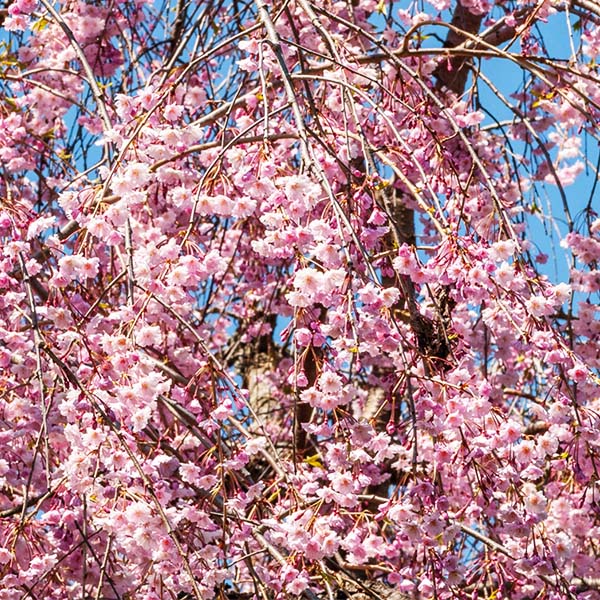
[1,0,600,598]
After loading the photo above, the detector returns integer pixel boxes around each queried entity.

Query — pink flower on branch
[1,0,599,597]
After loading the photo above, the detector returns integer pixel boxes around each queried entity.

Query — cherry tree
[1,0,600,597]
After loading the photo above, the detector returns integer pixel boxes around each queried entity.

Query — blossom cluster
[1,0,600,598]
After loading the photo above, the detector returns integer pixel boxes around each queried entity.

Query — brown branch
[434,4,484,94]
[0,488,54,518]
[572,0,600,19]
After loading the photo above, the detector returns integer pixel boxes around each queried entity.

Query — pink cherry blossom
[1,0,600,597]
